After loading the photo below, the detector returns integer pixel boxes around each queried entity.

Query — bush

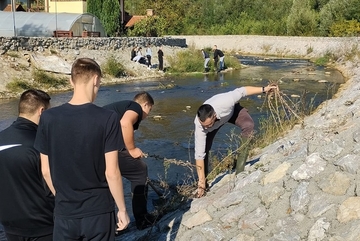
[6,79,32,92]
[102,57,126,78]
[32,69,68,88]
[167,47,204,73]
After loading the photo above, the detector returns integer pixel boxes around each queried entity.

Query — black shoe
[135,213,161,230]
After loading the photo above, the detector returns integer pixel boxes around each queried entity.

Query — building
[0,11,105,37]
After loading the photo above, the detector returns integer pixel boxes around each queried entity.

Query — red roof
[125,15,146,27]
[3,4,26,12]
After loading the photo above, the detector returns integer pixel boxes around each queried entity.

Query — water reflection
[0,61,344,184]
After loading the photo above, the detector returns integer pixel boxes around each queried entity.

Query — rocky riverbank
[114,36,360,240]
[0,44,184,98]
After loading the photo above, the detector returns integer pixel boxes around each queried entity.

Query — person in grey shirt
[194,85,278,198]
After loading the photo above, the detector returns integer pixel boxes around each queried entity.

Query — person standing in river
[194,84,278,198]
[34,58,130,239]
[0,89,54,241]
[201,49,211,73]
[213,45,225,72]
[103,91,161,230]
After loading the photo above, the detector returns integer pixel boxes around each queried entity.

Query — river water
[0,57,344,185]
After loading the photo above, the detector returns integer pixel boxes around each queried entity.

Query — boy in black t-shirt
[0,89,53,241]
[34,58,130,240]
[103,91,160,230]
[213,44,225,72]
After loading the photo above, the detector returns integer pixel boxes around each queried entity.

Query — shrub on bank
[102,57,126,78]
[167,47,242,73]
[32,69,68,88]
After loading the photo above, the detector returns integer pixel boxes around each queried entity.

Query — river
[0,57,344,185]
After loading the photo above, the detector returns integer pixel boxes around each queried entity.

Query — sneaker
[135,213,161,230]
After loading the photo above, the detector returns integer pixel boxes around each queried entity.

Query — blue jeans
[0,224,7,241]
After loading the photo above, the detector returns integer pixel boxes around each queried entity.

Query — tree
[287,0,318,36]
[101,0,121,36]
[87,0,103,20]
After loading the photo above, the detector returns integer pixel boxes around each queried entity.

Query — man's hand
[196,179,206,198]
[128,147,144,159]
[265,84,279,93]
[116,210,130,231]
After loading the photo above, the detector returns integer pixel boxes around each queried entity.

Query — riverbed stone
[337,197,360,223]
[262,162,291,185]
[318,172,351,196]
[334,154,360,174]
[291,153,327,180]
[182,209,212,228]
[290,182,310,213]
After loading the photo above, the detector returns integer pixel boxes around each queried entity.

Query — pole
[11,0,16,36]
[55,0,58,37]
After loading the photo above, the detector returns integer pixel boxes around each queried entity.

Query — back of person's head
[71,58,102,85]
[197,104,214,122]
[19,89,51,115]
[134,91,154,105]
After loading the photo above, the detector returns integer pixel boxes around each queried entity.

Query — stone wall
[0,36,187,53]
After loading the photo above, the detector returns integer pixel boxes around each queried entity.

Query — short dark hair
[19,89,51,115]
[71,58,102,84]
[134,91,154,105]
[197,104,214,122]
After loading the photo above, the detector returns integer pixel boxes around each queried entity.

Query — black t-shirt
[103,100,143,148]
[0,117,54,237]
[34,103,121,218]
[214,49,224,59]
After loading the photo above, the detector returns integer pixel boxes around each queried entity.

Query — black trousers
[203,104,254,177]
[158,57,163,70]
[118,150,148,221]
[53,212,115,241]
[6,233,53,241]
[146,55,152,67]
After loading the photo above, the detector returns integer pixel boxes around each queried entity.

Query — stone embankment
[115,36,360,240]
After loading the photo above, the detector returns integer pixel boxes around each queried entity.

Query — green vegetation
[6,69,69,92]
[167,47,241,74]
[123,0,360,37]
[87,0,120,36]
[32,69,68,88]
[314,52,336,66]
[6,79,32,92]
[102,57,126,78]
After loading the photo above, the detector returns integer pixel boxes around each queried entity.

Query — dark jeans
[53,212,115,241]
[203,103,254,177]
[146,55,152,67]
[158,57,163,70]
[118,150,148,221]
[0,224,6,241]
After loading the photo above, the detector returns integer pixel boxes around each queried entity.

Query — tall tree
[101,0,121,36]
[87,0,103,19]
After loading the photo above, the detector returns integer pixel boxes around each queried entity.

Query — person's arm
[40,153,56,195]
[194,118,208,197]
[120,110,143,158]
[244,85,278,96]
[196,159,206,197]
[105,150,130,231]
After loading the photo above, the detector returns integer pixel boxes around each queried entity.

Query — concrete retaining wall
[175,35,360,58]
